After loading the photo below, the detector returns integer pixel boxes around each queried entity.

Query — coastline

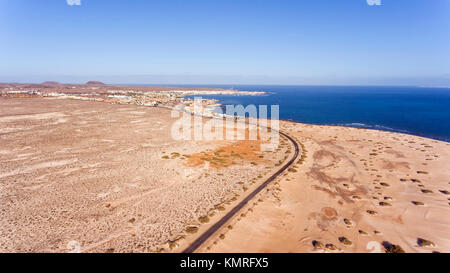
[2,82,448,142]
[0,84,449,253]
[185,85,450,143]
[195,99,450,144]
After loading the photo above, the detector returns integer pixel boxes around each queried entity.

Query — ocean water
[183,85,450,142]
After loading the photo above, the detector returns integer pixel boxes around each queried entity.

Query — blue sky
[1,0,449,85]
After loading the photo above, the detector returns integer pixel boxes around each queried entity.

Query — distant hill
[41,81,61,87]
[86,81,106,86]
[42,81,60,85]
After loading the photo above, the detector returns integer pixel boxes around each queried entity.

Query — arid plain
[1,85,449,253]
[0,97,289,252]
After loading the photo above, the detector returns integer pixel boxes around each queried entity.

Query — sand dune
[206,122,450,253]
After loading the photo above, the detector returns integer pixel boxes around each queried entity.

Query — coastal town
[0,82,266,112]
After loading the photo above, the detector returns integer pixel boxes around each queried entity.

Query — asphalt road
[182,131,300,253]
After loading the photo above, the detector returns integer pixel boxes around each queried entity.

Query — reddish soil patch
[185,140,265,169]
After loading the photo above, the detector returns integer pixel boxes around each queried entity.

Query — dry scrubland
[0,98,289,252]
[208,121,450,253]
[1,97,449,253]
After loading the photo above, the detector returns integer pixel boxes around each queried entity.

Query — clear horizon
[1,0,450,86]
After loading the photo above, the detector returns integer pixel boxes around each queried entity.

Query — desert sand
[206,121,450,253]
[0,98,288,252]
[0,95,449,253]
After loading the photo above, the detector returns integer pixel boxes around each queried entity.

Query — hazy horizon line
[2,81,450,89]
[2,74,450,88]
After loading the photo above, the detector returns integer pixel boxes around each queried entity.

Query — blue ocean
[183,85,450,142]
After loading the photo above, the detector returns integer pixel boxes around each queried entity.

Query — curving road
[182,130,299,253]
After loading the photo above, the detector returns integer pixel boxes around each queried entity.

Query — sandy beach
[0,96,449,253]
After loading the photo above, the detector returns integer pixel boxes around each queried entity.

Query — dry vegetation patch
[184,140,266,168]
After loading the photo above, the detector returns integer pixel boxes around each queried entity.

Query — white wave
[336,123,409,133]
